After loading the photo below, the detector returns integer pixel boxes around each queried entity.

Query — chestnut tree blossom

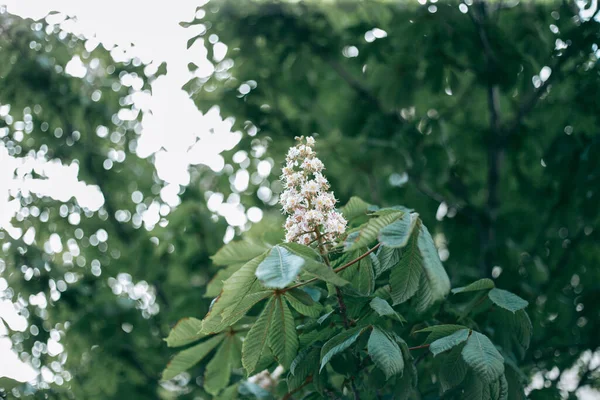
[279,136,347,246]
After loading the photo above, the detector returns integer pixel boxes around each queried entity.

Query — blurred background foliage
[0,0,599,399]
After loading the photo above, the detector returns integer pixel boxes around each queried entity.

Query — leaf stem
[408,343,430,351]
[283,243,382,292]
[282,376,313,400]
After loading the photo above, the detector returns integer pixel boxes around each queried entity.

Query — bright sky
[0,0,240,386]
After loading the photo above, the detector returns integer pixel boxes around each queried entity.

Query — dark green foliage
[2,0,600,399]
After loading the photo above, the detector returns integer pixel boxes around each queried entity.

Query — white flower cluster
[280,136,347,245]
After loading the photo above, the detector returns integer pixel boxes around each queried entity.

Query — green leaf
[341,196,371,220]
[214,384,239,400]
[255,245,305,289]
[165,317,205,347]
[344,211,404,251]
[438,344,468,392]
[369,297,405,322]
[202,255,270,334]
[288,347,319,391]
[162,334,224,380]
[242,297,276,375]
[284,289,323,318]
[367,328,404,380]
[488,288,528,313]
[279,242,322,261]
[412,220,451,313]
[430,329,470,356]
[415,324,469,344]
[378,212,415,248]
[495,309,532,357]
[302,259,350,287]
[320,326,367,372]
[452,278,495,294]
[205,264,243,298]
[204,336,236,395]
[269,295,299,369]
[461,331,505,383]
[212,240,269,266]
[389,226,422,305]
[375,245,400,277]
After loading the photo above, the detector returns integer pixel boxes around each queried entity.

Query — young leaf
[415,324,469,344]
[438,344,468,392]
[369,297,405,322]
[284,289,323,318]
[212,239,269,266]
[389,227,422,305]
[320,326,367,372]
[162,334,224,380]
[378,212,415,248]
[488,288,528,313]
[204,336,236,395]
[461,331,505,383]
[367,328,404,380]
[242,297,276,375]
[269,295,299,369]
[451,278,495,294]
[165,317,205,347]
[429,329,470,356]
[255,245,305,289]
[412,221,451,313]
[344,211,404,251]
[341,196,371,220]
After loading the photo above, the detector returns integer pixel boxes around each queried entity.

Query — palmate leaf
[378,212,415,248]
[211,239,269,266]
[452,278,495,294]
[165,317,205,347]
[340,196,371,221]
[204,335,239,395]
[242,297,276,375]
[320,326,367,372]
[255,245,305,289]
[488,288,528,313]
[202,255,271,334]
[412,221,451,313]
[494,309,532,356]
[429,329,470,356]
[161,334,224,380]
[461,331,505,383]
[344,211,404,251]
[338,249,375,296]
[269,295,299,369]
[438,344,468,392]
[389,225,422,305]
[367,328,404,380]
[415,324,469,344]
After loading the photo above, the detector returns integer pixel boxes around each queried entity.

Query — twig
[282,376,313,400]
[283,243,382,292]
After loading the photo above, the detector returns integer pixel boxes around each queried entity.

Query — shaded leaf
[212,240,268,266]
[256,245,305,289]
[461,331,505,383]
[204,336,236,395]
[341,196,371,220]
[367,327,404,380]
[344,211,404,251]
[430,329,470,356]
[438,344,468,392]
[378,212,415,248]
[452,278,495,294]
[369,297,405,322]
[488,288,528,313]
[320,326,367,371]
[389,225,422,305]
